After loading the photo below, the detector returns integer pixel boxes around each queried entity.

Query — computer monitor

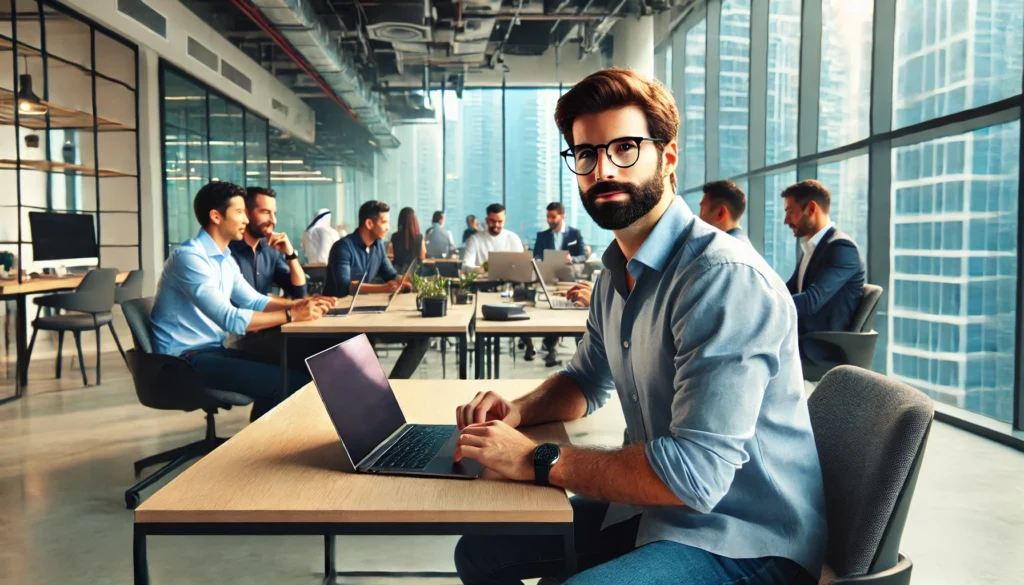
[28,211,99,271]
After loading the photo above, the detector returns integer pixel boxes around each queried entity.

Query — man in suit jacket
[781,180,866,369]
[533,202,588,264]
[698,180,750,244]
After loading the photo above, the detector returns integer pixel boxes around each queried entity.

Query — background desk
[0,272,128,404]
[279,293,476,383]
[474,292,589,379]
[133,379,575,585]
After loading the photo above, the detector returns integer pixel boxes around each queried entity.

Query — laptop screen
[305,335,407,465]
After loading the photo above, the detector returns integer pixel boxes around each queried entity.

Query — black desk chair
[121,297,253,509]
[809,366,933,584]
[27,267,123,386]
[304,265,326,296]
[803,284,883,382]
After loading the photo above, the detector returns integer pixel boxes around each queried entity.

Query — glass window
[719,0,750,178]
[505,88,562,250]
[162,68,208,251]
[270,162,340,264]
[208,94,245,185]
[888,121,1019,422]
[443,89,504,244]
[683,19,707,190]
[893,0,1024,128]
[819,0,873,151]
[817,155,870,260]
[766,0,801,164]
[375,90,443,231]
[763,169,798,278]
[245,113,269,187]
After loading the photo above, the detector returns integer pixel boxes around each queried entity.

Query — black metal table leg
[493,335,500,379]
[475,334,483,379]
[15,294,27,393]
[441,335,447,379]
[280,335,289,395]
[563,525,577,577]
[459,334,468,380]
[133,528,149,585]
[323,534,336,585]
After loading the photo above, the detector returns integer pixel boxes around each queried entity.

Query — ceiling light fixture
[17,58,47,116]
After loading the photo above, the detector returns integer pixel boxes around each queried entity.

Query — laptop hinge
[357,424,412,469]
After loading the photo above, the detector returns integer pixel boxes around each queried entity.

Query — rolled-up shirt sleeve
[560,278,615,414]
[645,263,789,513]
[273,251,308,298]
[174,251,265,336]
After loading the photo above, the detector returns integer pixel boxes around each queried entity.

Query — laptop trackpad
[426,430,484,478]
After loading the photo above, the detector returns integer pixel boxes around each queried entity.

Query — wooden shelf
[0,158,135,178]
[0,88,133,131]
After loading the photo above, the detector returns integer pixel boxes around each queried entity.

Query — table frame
[133,520,575,585]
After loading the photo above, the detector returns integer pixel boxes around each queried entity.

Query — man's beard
[246,221,272,240]
[488,226,501,236]
[579,162,665,230]
[792,213,815,238]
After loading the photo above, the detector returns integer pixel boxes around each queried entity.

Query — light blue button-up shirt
[562,197,827,575]
[151,230,270,356]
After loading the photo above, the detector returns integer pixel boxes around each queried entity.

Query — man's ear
[716,205,728,223]
[662,139,679,179]
[209,209,221,226]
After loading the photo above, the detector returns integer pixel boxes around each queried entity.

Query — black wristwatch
[533,443,561,486]
[284,308,293,323]
[284,250,299,261]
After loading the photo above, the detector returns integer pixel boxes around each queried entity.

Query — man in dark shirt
[325,200,427,379]
[462,214,481,243]
[228,186,330,366]
[698,180,751,244]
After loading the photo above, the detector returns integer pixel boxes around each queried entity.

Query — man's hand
[565,280,593,307]
[291,297,326,321]
[456,391,523,430]
[267,232,295,256]
[385,279,401,293]
[454,420,537,481]
[311,294,338,307]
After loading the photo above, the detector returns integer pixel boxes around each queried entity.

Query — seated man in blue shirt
[781,179,866,370]
[697,180,751,244]
[324,200,427,379]
[151,181,330,421]
[451,68,825,585]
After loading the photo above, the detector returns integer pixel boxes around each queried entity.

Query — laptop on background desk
[488,252,535,283]
[305,335,484,479]
[532,259,587,310]
[327,260,417,316]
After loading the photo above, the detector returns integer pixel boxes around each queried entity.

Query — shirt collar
[601,197,694,291]
[553,223,568,235]
[801,222,835,256]
[228,238,263,257]
[197,229,230,259]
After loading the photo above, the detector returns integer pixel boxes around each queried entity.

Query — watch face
[536,443,560,465]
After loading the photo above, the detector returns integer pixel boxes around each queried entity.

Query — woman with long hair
[390,206,426,273]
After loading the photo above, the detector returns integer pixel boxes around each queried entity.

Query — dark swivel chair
[809,366,934,584]
[27,267,124,385]
[803,284,884,382]
[114,269,145,305]
[121,297,253,509]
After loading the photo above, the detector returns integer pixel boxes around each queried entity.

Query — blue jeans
[185,347,312,422]
[454,498,815,585]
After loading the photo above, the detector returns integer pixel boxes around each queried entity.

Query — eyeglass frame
[560,136,668,176]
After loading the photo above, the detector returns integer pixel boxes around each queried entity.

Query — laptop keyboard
[550,297,579,309]
[373,425,453,470]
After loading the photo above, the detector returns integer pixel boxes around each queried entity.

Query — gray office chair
[809,366,933,585]
[803,284,883,382]
[26,267,123,386]
[114,269,145,305]
[121,297,253,509]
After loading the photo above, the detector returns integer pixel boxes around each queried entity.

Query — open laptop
[532,259,587,310]
[328,259,417,316]
[306,335,484,478]
[487,251,535,282]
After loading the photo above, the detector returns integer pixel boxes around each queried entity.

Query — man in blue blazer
[533,202,588,264]
[781,180,866,369]
[528,202,587,366]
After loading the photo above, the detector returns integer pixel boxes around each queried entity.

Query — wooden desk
[279,292,476,382]
[133,380,576,585]
[0,272,128,404]
[474,293,589,379]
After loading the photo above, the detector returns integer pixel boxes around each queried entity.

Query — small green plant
[458,271,477,289]
[413,273,448,300]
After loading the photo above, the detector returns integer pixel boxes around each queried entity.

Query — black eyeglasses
[560,136,667,176]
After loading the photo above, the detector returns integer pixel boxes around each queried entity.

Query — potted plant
[413,273,449,317]
[451,272,476,305]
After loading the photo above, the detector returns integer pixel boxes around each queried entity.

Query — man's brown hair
[555,68,680,190]
[781,179,832,214]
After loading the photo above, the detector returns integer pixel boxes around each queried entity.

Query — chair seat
[206,389,255,407]
[33,312,113,331]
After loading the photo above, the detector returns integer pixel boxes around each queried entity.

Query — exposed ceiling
[181,0,694,165]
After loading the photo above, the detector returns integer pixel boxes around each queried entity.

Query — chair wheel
[125,491,141,509]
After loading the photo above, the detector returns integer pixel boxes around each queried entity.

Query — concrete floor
[1,322,1022,584]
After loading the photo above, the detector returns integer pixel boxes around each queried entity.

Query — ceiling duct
[249,0,399,148]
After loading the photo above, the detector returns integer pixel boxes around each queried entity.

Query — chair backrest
[849,284,883,333]
[809,366,933,580]
[64,268,117,314]
[122,297,155,354]
[115,269,145,304]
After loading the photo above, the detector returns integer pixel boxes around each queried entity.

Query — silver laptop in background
[542,250,580,282]
[531,259,587,310]
[305,335,484,478]
[352,259,418,314]
[327,269,370,316]
[488,251,535,282]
